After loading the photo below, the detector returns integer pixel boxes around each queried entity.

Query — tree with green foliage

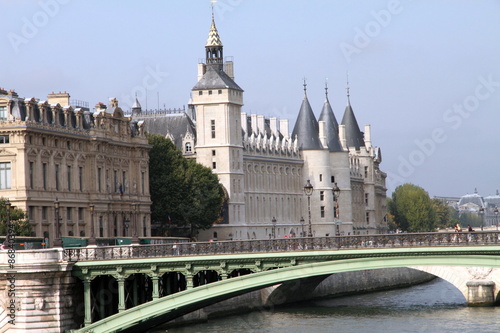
[148,134,224,238]
[0,198,32,236]
[431,198,459,230]
[459,212,483,229]
[389,183,436,232]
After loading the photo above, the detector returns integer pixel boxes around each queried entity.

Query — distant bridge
[66,232,500,333]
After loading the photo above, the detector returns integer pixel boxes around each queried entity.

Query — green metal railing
[63,231,500,262]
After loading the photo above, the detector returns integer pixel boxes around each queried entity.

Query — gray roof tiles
[291,95,323,150]
[341,98,365,150]
[192,65,243,91]
[319,97,342,152]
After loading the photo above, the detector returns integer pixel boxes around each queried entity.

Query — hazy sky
[2,0,500,198]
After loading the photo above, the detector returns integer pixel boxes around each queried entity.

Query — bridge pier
[466,281,496,306]
[0,249,83,332]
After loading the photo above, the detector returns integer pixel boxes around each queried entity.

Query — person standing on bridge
[455,224,462,232]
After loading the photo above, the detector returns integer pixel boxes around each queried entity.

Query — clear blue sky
[2,0,500,198]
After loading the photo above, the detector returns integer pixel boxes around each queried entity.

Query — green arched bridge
[66,232,500,333]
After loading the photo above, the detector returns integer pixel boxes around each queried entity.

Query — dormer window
[0,106,7,120]
[185,142,192,153]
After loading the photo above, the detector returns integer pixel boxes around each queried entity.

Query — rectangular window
[366,212,370,223]
[0,135,9,144]
[198,91,203,95]
[364,166,368,178]
[212,150,216,156]
[211,120,216,139]
[55,164,60,191]
[320,191,324,201]
[78,207,84,221]
[320,206,325,218]
[98,168,102,192]
[67,165,72,191]
[99,216,104,237]
[29,162,34,189]
[43,163,47,190]
[122,171,126,194]
[28,206,34,220]
[212,161,217,169]
[141,171,145,195]
[365,193,369,206]
[319,174,323,182]
[79,167,83,192]
[67,207,72,221]
[209,90,213,95]
[331,176,335,183]
[42,206,47,220]
[218,90,222,94]
[0,106,7,120]
[114,170,118,192]
[0,162,11,189]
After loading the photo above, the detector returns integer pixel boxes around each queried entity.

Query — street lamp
[479,206,484,231]
[304,179,314,237]
[88,203,96,246]
[131,203,139,245]
[124,217,130,236]
[494,206,498,231]
[53,198,62,248]
[300,217,305,237]
[271,216,277,239]
[332,182,341,236]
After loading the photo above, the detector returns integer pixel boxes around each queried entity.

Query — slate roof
[192,65,243,91]
[341,97,365,150]
[458,193,485,208]
[319,95,342,152]
[291,94,322,150]
[137,113,196,150]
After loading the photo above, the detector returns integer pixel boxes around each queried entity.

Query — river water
[163,278,500,333]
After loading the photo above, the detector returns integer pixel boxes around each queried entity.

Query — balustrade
[63,231,500,262]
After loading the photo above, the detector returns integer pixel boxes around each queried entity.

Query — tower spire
[303,77,307,97]
[206,2,223,67]
[346,71,351,104]
[325,78,329,98]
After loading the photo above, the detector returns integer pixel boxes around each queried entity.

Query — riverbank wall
[167,267,435,327]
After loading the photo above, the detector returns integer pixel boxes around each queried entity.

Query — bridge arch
[72,254,500,333]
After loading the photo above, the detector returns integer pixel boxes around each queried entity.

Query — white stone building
[135,14,387,240]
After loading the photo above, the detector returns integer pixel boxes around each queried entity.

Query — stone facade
[136,15,387,241]
[0,89,151,246]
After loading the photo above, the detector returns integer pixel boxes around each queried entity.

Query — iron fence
[63,231,500,262]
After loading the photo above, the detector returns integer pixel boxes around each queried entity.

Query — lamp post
[495,206,499,231]
[300,217,305,237]
[53,198,62,248]
[124,217,130,236]
[304,179,314,237]
[479,206,484,231]
[4,200,11,249]
[271,216,277,239]
[88,203,96,246]
[332,182,341,236]
[131,203,139,245]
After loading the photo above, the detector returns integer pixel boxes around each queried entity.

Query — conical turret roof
[341,94,364,150]
[291,85,322,150]
[319,90,342,152]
